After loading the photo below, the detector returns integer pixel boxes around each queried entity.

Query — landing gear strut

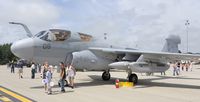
[102,71,110,81]
[128,74,138,84]
[127,69,138,84]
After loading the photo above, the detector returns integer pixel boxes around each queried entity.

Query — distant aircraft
[9,22,200,84]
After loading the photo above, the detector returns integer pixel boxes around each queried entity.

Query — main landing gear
[127,70,138,84]
[102,70,110,81]
[101,69,138,84]
[128,73,138,84]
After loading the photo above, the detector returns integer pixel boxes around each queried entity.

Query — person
[41,62,49,93]
[46,66,53,95]
[161,71,166,75]
[38,64,42,73]
[31,62,36,79]
[181,63,185,71]
[67,64,76,88]
[190,61,194,71]
[18,61,23,78]
[173,63,179,76]
[40,64,44,78]
[10,61,15,73]
[60,62,66,92]
[186,62,189,71]
[35,64,38,73]
[177,62,181,75]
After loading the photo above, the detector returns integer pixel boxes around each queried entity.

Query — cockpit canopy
[35,29,92,42]
[78,32,92,42]
[35,29,71,41]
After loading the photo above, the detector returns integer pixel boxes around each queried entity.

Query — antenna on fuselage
[9,22,33,37]
[104,33,113,48]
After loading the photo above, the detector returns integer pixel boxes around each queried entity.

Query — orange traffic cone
[115,79,119,88]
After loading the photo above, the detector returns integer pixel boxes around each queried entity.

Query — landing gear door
[65,53,73,66]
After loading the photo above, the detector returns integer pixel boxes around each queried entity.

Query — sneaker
[70,86,74,89]
[61,89,65,92]
[47,92,52,95]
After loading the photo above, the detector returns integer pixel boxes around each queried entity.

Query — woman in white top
[41,62,49,93]
[31,62,36,79]
[67,65,76,88]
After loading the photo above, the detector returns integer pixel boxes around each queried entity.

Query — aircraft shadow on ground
[154,75,200,80]
[74,75,125,88]
[138,76,200,89]
[30,75,200,90]
[30,75,124,89]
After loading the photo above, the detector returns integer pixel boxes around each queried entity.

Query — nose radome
[11,38,34,60]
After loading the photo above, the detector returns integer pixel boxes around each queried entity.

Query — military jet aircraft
[9,22,200,84]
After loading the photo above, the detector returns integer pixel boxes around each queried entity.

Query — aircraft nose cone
[11,38,34,60]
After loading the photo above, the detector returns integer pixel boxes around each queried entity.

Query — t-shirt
[31,64,35,69]
[60,68,66,79]
[43,68,48,79]
[177,63,180,67]
[11,63,14,68]
[67,66,75,77]
[46,71,52,83]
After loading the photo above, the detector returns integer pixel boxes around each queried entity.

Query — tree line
[0,43,18,65]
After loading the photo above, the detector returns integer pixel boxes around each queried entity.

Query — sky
[0,0,200,52]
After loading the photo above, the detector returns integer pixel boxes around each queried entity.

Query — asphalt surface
[0,65,200,102]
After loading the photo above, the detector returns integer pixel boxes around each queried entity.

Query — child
[46,66,53,95]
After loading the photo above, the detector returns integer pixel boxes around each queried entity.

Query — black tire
[128,74,138,84]
[58,81,61,87]
[102,71,111,81]
[58,80,68,87]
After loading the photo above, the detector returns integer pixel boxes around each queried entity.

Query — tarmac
[0,65,200,102]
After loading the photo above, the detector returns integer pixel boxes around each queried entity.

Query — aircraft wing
[89,47,200,62]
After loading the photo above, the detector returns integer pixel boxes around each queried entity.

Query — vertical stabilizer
[162,35,181,53]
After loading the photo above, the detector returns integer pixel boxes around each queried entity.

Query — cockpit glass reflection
[49,29,71,41]
[35,29,71,42]
[35,31,46,37]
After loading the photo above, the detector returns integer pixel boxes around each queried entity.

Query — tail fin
[162,35,181,53]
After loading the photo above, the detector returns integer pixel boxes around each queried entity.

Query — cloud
[0,0,60,44]
[0,0,60,25]
[1,0,200,53]
[72,0,200,52]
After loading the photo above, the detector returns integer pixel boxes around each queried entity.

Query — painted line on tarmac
[0,94,12,102]
[0,86,35,102]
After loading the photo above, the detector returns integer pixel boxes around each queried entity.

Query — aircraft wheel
[58,80,68,87]
[102,71,110,81]
[128,74,138,84]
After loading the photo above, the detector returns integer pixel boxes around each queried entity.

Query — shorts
[68,76,74,80]
[18,68,23,73]
[42,79,48,85]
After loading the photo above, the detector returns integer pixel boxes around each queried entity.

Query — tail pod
[162,35,181,53]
